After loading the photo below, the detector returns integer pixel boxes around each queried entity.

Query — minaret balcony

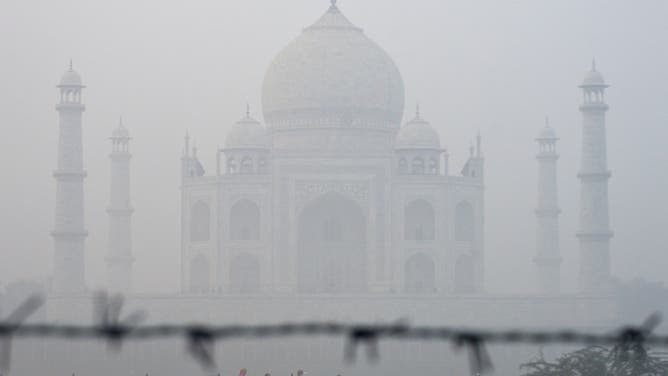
[55,103,86,111]
[51,229,88,238]
[576,231,614,240]
[578,102,609,111]
[53,169,87,179]
[577,170,611,180]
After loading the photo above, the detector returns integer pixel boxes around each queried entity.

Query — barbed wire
[0,293,666,375]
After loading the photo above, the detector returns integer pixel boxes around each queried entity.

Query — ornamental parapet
[51,230,88,238]
[578,103,609,112]
[55,103,86,111]
[53,169,87,179]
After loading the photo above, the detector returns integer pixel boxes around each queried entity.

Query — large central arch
[298,192,367,293]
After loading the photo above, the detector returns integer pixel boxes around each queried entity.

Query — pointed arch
[230,199,261,241]
[240,156,253,174]
[411,157,425,174]
[404,199,435,241]
[455,201,475,241]
[190,201,210,242]
[404,253,435,293]
[428,158,438,174]
[398,158,408,175]
[227,157,237,174]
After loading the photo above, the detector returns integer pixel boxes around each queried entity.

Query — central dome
[261,2,405,132]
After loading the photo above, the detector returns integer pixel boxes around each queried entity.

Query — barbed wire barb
[0,294,44,373]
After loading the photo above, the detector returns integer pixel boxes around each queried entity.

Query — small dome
[580,60,606,87]
[225,112,269,149]
[112,119,130,138]
[395,111,441,150]
[59,67,83,87]
[537,124,557,140]
[582,70,605,86]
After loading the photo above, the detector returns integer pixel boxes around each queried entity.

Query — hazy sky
[1,0,667,293]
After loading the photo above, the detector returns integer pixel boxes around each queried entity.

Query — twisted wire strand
[0,294,665,375]
[1,321,668,345]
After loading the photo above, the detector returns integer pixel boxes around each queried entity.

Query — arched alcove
[411,157,424,174]
[240,156,253,174]
[398,158,408,174]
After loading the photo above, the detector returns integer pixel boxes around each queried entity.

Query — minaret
[52,62,87,294]
[577,60,613,293]
[105,118,134,294]
[534,118,561,293]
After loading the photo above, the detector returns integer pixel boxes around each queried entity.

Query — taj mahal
[16,1,622,374]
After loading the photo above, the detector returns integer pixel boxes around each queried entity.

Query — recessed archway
[297,192,367,293]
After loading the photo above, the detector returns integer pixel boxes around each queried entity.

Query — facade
[52,62,88,295]
[534,119,562,293]
[179,2,484,296]
[44,1,617,302]
[577,61,613,294]
[106,119,134,294]
[34,3,624,374]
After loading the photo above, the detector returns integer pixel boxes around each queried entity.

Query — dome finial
[545,116,549,127]
[415,102,420,119]
[246,103,250,118]
[330,0,337,6]
[592,57,597,72]
[119,115,124,127]
[69,58,73,71]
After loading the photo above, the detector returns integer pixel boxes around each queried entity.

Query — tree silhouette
[520,345,668,376]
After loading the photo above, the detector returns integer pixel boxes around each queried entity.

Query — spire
[591,57,597,72]
[184,130,190,157]
[69,58,73,71]
[192,140,198,157]
[545,116,549,127]
[476,131,482,157]
[415,102,420,119]
[246,103,250,118]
